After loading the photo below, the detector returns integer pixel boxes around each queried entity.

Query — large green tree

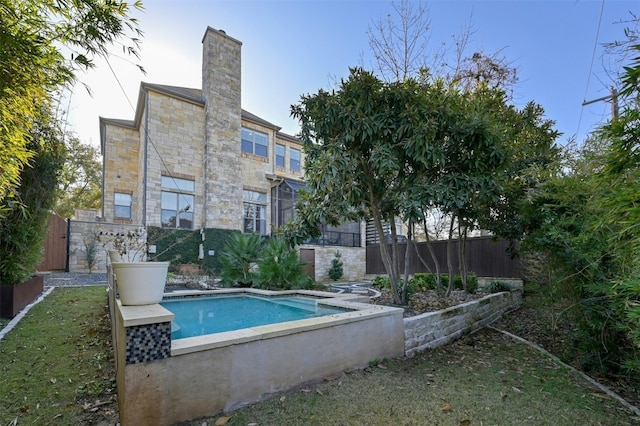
[0,0,143,214]
[55,136,102,218]
[290,69,529,303]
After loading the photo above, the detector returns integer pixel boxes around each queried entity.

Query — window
[241,128,268,157]
[290,148,301,172]
[114,192,132,219]
[161,176,194,229]
[243,190,267,234]
[276,144,285,168]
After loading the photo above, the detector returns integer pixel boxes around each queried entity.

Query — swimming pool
[161,295,349,339]
[112,287,405,426]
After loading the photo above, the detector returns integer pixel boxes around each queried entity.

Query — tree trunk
[421,212,441,292]
[372,209,401,305]
[457,224,468,291]
[445,215,455,297]
[401,220,413,304]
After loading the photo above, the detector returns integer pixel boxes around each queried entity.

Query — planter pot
[112,262,170,306]
[0,275,44,319]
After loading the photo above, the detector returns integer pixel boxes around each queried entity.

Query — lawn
[0,286,116,425]
[0,286,636,426]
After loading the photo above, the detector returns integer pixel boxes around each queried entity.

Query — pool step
[254,297,317,312]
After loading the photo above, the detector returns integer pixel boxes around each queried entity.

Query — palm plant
[255,238,313,290]
[219,233,265,287]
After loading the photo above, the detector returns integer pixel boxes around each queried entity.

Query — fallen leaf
[316,389,324,396]
[50,378,57,384]
[19,405,29,413]
[441,403,452,412]
[459,420,471,426]
[214,416,231,425]
[377,364,387,369]
[512,386,522,393]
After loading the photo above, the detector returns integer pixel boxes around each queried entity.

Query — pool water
[161,295,348,339]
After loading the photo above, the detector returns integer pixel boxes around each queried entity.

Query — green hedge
[146,227,239,275]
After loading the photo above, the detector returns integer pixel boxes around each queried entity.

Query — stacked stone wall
[308,246,366,282]
[68,220,146,273]
[404,290,522,357]
[102,125,140,222]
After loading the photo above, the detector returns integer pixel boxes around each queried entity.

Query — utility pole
[582,86,619,119]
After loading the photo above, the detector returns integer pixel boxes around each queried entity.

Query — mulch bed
[371,287,483,317]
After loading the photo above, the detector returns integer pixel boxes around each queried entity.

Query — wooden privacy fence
[366,236,523,278]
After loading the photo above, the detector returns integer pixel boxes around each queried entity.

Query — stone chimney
[201,27,243,229]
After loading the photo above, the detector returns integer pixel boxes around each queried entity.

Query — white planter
[112,262,170,305]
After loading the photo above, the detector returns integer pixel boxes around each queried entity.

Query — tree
[55,136,102,218]
[327,251,344,281]
[0,0,143,214]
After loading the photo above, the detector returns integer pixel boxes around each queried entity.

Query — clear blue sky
[67,0,638,149]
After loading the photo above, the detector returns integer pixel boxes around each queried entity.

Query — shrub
[484,281,514,293]
[219,233,265,287]
[0,114,65,285]
[371,275,390,289]
[255,238,313,290]
[327,251,344,281]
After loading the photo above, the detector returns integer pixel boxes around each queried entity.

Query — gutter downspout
[142,90,149,226]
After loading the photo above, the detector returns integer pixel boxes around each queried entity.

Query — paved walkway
[328,281,381,298]
[43,272,108,287]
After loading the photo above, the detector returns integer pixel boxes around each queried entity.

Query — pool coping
[119,288,401,357]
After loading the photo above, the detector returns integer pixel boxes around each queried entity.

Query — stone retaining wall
[404,290,522,357]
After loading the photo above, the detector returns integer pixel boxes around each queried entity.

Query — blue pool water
[160,295,348,339]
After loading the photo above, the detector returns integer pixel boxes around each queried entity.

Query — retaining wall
[404,290,522,357]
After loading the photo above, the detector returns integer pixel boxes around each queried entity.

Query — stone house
[68,26,365,281]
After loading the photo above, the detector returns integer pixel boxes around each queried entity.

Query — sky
[66,0,639,150]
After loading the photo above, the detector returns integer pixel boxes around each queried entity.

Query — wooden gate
[38,214,68,271]
[300,248,315,279]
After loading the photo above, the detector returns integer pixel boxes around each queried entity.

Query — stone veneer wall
[68,218,150,273]
[311,246,366,282]
[143,90,205,226]
[404,290,522,357]
[102,124,140,222]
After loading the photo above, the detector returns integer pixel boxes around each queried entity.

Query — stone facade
[404,290,522,357]
[86,26,367,280]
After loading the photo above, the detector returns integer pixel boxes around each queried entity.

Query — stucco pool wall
[109,287,405,426]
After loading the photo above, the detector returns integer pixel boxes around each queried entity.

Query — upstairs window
[243,190,267,235]
[241,128,268,158]
[290,148,301,172]
[276,144,285,168]
[114,192,132,219]
[161,176,194,229]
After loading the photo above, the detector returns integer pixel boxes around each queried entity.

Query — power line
[104,56,194,223]
[576,0,606,140]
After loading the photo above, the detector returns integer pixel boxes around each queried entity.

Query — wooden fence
[366,236,523,278]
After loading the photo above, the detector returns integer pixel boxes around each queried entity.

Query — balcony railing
[306,230,361,248]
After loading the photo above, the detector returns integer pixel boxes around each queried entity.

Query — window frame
[114,192,132,220]
[290,147,301,172]
[243,189,267,235]
[161,176,195,230]
[276,144,285,168]
[241,128,269,158]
